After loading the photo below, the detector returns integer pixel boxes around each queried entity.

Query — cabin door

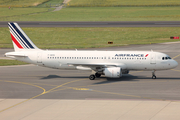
[150,53,156,64]
[37,52,42,63]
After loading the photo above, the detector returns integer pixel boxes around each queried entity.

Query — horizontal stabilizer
[5,52,27,57]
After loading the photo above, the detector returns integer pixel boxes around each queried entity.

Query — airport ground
[1,1,180,119]
[0,42,180,120]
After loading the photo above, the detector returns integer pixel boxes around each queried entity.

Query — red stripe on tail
[10,33,23,49]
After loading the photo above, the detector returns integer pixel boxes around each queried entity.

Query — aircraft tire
[152,75,156,79]
[89,74,95,80]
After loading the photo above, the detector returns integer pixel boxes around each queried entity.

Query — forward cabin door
[150,53,156,64]
[37,52,42,63]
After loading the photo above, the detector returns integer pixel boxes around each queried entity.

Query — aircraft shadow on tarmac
[40,74,180,85]
[41,75,88,79]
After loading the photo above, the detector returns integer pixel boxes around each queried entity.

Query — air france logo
[115,54,149,57]
[145,54,149,57]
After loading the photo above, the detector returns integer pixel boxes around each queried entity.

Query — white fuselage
[6,22,178,79]
[6,50,178,71]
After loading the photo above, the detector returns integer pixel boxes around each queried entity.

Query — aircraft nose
[172,60,178,68]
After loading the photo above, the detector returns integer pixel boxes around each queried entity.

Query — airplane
[5,22,178,80]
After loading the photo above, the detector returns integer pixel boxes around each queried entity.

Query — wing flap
[68,63,126,69]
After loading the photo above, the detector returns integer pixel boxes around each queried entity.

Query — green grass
[0,8,50,20]
[0,59,29,66]
[37,0,64,7]
[0,0,49,7]
[68,0,180,7]
[0,7,180,21]
[0,27,179,49]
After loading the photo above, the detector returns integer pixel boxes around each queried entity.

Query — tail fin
[8,22,39,51]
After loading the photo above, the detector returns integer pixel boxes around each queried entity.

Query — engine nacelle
[103,67,122,78]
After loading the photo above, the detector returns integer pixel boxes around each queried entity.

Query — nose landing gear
[152,70,156,79]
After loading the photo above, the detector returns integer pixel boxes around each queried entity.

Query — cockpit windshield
[162,56,171,60]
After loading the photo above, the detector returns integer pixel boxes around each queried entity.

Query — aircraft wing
[68,63,127,70]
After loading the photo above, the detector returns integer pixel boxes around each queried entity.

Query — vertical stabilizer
[8,22,39,51]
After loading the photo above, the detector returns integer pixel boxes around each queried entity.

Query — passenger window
[162,57,164,60]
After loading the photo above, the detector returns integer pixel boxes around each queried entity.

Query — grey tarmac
[0,42,180,120]
[1,21,180,27]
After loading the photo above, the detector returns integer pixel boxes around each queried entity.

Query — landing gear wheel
[89,74,95,80]
[152,70,156,79]
[152,75,156,79]
[95,73,101,78]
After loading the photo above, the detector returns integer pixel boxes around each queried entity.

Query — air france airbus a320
[5,23,178,80]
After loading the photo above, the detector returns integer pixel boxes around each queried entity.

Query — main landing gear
[89,74,95,80]
[89,73,101,80]
[152,70,156,79]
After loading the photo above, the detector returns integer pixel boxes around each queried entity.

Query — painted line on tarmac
[91,89,171,102]
[0,78,86,113]
[171,69,180,72]
[173,54,180,59]
[0,80,46,113]
[44,79,87,94]
[45,79,88,93]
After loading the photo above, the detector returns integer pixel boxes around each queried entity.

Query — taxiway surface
[0,42,180,120]
[1,21,180,27]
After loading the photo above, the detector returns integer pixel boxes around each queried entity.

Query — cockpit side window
[162,56,171,60]
[168,57,171,59]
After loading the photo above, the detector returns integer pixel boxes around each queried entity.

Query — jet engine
[103,67,122,78]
